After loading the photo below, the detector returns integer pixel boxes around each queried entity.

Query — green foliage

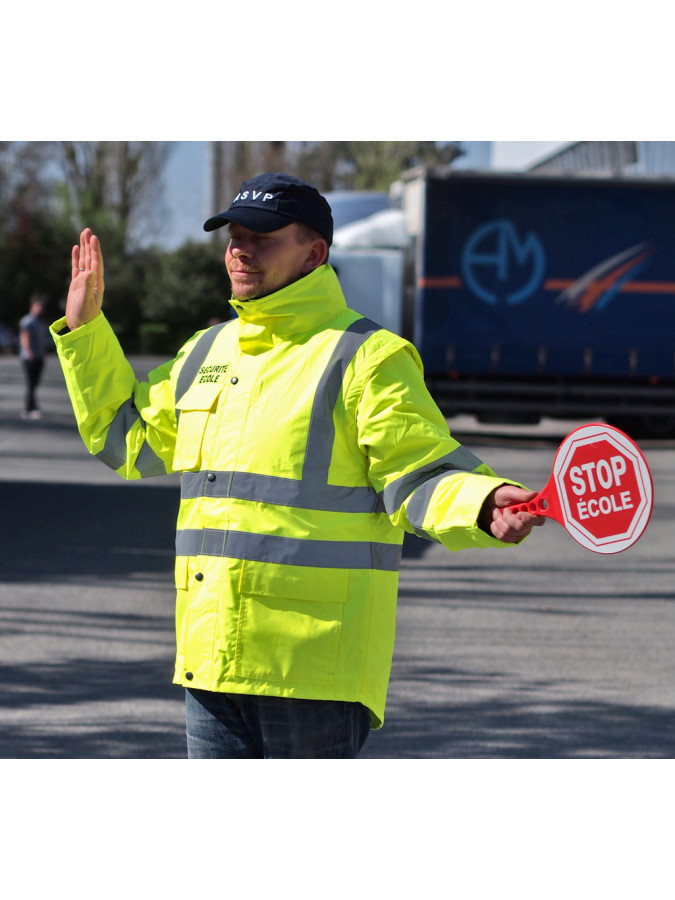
[101,247,159,351]
[296,141,464,191]
[340,141,464,190]
[0,200,74,327]
[141,241,230,351]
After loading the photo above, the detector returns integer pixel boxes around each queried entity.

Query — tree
[0,143,73,328]
[301,141,465,191]
[141,240,230,351]
[293,142,353,192]
[49,142,176,345]
[55,141,175,253]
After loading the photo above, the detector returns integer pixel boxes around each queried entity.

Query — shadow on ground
[1,480,180,582]
[363,676,675,759]
[0,479,184,758]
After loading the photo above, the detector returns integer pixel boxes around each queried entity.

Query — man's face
[225,222,325,301]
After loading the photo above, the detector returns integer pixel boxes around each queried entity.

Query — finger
[79,230,88,272]
[503,508,542,531]
[79,228,92,272]
[82,228,94,272]
[491,507,541,541]
[90,233,104,281]
[72,244,81,278]
[494,486,538,509]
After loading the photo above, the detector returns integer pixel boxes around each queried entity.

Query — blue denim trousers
[185,688,371,758]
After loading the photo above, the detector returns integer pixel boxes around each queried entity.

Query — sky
[489,142,568,169]
[454,141,569,171]
[153,142,209,250]
[153,141,572,251]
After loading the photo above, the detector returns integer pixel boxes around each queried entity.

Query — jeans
[185,688,371,758]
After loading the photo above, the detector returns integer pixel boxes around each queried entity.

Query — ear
[301,238,329,274]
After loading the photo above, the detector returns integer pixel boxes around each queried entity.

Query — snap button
[207,472,216,482]
[195,572,204,582]
[230,376,239,384]
[185,672,193,681]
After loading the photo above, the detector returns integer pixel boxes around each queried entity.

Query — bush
[142,240,230,346]
[138,322,171,354]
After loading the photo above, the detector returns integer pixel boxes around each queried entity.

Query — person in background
[19,294,51,419]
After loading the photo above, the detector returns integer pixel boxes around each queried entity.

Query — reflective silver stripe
[96,396,139,470]
[303,317,380,478]
[176,528,401,571]
[404,470,456,542]
[180,470,382,513]
[174,322,229,416]
[381,446,484,515]
[135,440,168,478]
[95,394,166,476]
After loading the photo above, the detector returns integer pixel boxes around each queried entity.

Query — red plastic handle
[506,479,563,523]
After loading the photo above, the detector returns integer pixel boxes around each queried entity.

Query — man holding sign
[51,173,545,758]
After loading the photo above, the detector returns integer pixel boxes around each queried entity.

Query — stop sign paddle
[507,423,653,554]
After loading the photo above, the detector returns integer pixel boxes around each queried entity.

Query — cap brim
[203,207,292,234]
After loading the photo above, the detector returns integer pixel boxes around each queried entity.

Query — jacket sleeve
[50,312,182,480]
[356,344,524,551]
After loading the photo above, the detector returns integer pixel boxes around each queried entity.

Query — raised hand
[66,228,105,330]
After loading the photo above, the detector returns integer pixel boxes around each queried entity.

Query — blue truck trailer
[398,168,675,438]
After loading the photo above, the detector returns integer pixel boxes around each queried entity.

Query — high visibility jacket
[51,264,515,727]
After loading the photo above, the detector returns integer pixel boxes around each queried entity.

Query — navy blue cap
[203,173,333,246]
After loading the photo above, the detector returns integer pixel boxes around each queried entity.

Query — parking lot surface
[1,352,673,758]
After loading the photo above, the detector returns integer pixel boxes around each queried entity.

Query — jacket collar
[229,265,347,353]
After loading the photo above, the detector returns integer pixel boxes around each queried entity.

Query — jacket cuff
[50,312,104,342]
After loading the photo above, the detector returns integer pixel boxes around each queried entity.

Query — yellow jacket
[51,264,513,727]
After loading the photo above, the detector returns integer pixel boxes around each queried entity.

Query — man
[19,294,51,419]
[52,173,544,758]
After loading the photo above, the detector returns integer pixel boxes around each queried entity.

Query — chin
[232,289,260,301]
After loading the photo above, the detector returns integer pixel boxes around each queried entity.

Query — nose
[228,235,252,259]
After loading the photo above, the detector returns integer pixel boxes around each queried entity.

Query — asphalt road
[1,352,673,758]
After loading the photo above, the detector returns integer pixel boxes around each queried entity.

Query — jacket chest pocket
[174,383,224,471]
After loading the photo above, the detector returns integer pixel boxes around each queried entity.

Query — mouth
[229,266,260,276]
[230,268,261,283]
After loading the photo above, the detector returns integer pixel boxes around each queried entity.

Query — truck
[330,168,675,439]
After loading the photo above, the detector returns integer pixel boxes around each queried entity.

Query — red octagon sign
[553,424,653,554]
